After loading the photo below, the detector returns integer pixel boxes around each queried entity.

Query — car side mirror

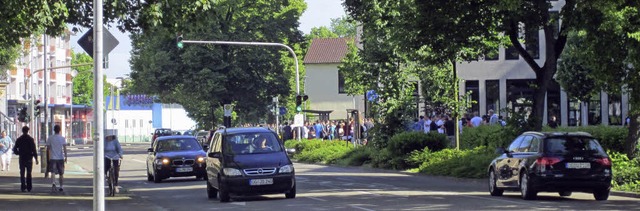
[203,145,209,151]
[208,152,221,158]
[495,147,508,155]
[286,148,296,155]
[147,148,153,153]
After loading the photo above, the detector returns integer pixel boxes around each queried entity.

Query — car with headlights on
[488,132,612,200]
[205,127,296,202]
[147,135,207,183]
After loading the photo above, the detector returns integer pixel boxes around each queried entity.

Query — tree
[129,0,306,129]
[70,51,113,106]
[307,26,338,39]
[570,1,640,157]
[344,0,590,131]
[329,16,357,38]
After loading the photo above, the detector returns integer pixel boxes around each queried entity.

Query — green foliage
[557,32,599,102]
[130,0,306,128]
[388,132,448,156]
[329,16,357,38]
[544,126,628,153]
[459,125,513,150]
[0,45,20,72]
[410,147,496,179]
[609,151,640,192]
[307,26,338,39]
[336,146,374,166]
[284,140,353,164]
[71,52,94,105]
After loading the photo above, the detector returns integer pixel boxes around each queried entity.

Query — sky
[69,0,346,79]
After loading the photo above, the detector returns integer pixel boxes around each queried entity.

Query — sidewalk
[0,156,153,211]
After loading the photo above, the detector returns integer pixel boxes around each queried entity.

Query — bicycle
[106,155,121,197]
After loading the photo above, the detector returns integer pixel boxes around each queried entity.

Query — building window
[338,70,346,94]
[547,81,561,125]
[589,93,602,125]
[133,119,136,128]
[465,80,479,114]
[525,27,540,59]
[506,79,534,117]
[485,80,500,113]
[609,93,622,125]
[568,98,581,126]
[505,45,519,60]
[125,119,129,128]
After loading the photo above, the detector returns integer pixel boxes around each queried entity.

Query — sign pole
[93,0,106,210]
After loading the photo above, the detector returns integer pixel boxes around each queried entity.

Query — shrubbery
[284,140,353,164]
[407,147,496,178]
[459,125,514,150]
[544,125,627,153]
[609,151,640,192]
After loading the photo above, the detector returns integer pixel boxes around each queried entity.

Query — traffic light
[176,34,184,49]
[18,106,29,122]
[295,94,308,113]
[33,99,41,117]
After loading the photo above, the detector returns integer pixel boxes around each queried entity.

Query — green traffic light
[296,106,302,112]
[177,42,183,49]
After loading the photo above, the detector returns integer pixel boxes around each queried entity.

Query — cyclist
[104,135,123,193]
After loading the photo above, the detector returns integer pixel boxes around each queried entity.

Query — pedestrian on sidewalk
[46,125,67,192]
[0,131,14,171]
[12,126,39,192]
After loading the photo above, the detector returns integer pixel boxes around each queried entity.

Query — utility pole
[93,0,106,210]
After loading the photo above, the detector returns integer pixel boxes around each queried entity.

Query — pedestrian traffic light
[295,94,308,113]
[33,99,41,117]
[18,106,29,122]
[176,34,184,49]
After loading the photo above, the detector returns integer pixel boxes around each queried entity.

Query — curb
[611,190,640,198]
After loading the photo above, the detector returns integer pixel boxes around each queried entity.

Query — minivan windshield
[156,138,202,152]
[544,136,606,155]
[223,132,282,155]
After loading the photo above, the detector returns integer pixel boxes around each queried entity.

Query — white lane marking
[350,205,376,211]
[462,194,534,206]
[308,196,327,202]
[132,159,146,163]
[230,202,246,206]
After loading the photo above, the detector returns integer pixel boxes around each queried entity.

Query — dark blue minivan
[205,127,296,202]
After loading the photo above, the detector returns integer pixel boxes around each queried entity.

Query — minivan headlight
[223,168,242,176]
[279,165,293,174]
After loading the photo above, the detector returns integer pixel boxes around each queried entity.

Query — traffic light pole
[93,0,106,210]
[180,40,302,141]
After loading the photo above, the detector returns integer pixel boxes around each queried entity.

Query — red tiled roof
[303,38,353,64]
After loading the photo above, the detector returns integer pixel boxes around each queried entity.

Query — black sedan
[488,131,612,200]
[147,135,207,183]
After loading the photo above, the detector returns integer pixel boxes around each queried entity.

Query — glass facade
[609,93,622,125]
[465,80,479,114]
[506,79,534,117]
[485,80,500,113]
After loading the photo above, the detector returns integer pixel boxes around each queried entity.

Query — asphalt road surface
[56,144,640,210]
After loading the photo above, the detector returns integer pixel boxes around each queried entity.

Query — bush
[387,132,448,156]
[336,146,374,166]
[609,151,640,192]
[459,125,514,150]
[410,146,496,178]
[284,140,353,164]
[545,125,627,153]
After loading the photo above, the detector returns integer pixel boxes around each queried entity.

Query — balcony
[66,73,72,82]
[49,45,56,54]
[10,68,17,78]
[66,49,72,60]
[24,68,31,77]
[50,72,56,82]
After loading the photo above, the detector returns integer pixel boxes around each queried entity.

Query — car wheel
[593,188,610,201]
[218,180,230,202]
[153,171,162,183]
[206,180,218,199]
[559,191,572,197]
[488,169,504,196]
[285,184,296,199]
[520,171,537,200]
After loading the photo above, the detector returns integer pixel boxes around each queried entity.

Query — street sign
[279,107,286,116]
[223,104,233,117]
[77,26,120,58]
[292,114,304,127]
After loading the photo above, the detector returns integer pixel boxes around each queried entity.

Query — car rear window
[544,136,606,155]
[156,138,202,152]
[223,132,282,154]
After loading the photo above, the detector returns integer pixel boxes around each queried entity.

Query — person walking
[46,125,67,192]
[12,126,38,192]
[0,131,14,171]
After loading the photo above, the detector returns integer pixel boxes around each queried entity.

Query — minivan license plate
[250,178,273,186]
[566,162,590,169]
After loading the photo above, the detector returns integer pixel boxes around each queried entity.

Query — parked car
[146,135,207,183]
[488,131,612,200]
[151,128,172,146]
[205,127,296,202]
[195,130,210,146]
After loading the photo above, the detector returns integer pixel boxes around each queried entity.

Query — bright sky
[69,0,346,79]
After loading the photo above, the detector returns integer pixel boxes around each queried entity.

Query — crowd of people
[279,118,375,144]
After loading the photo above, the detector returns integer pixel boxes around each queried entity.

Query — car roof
[215,127,274,135]
[522,131,594,138]
[155,135,198,141]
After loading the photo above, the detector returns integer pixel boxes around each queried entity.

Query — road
[8,143,637,210]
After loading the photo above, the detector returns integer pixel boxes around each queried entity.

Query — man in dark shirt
[282,122,292,141]
[12,126,38,192]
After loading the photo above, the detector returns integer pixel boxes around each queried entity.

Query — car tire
[488,169,504,196]
[520,171,537,200]
[559,191,572,197]
[153,171,162,183]
[206,180,218,199]
[285,184,296,199]
[593,188,610,201]
[218,180,230,202]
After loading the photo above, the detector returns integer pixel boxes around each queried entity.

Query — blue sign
[366,90,379,102]
[279,107,287,116]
